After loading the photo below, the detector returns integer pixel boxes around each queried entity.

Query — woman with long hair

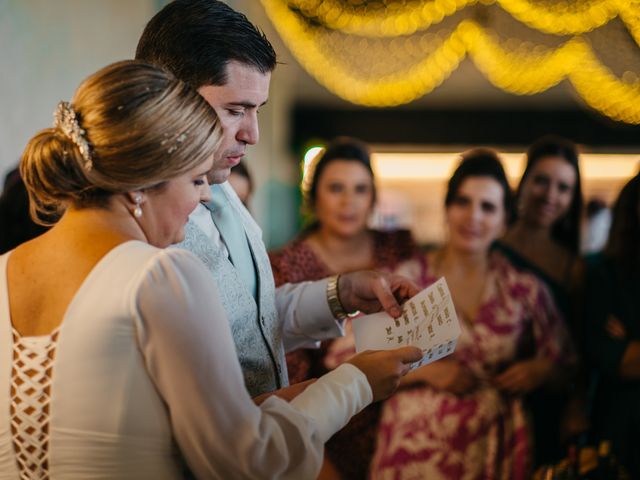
[370,149,573,479]
[500,135,583,319]
[498,135,585,464]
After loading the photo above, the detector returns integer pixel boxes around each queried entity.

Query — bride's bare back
[7,211,132,337]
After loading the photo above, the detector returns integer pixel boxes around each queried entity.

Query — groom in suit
[136,0,413,400]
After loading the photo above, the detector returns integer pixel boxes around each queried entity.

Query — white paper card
[352,277,461,369]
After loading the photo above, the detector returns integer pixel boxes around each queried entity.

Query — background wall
[0,0,301,249]
[0,0,156,178]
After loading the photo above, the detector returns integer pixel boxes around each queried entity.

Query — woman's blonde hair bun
[20,60,221,224]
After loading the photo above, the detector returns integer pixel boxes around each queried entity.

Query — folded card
[352,277,461,369]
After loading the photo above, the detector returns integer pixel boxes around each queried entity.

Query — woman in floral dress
[370,149,574,480]
[270,137,419,479]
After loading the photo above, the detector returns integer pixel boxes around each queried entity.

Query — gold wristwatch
[326,274,348,320]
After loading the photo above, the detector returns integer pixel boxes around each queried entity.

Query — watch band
[326,274,348,320]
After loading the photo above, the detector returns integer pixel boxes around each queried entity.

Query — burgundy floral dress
[269,229,419,479]
[369,252,574,480]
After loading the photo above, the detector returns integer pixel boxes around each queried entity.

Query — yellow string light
[469,27,575,94]
[261,0,640,123]
[284,0,640,39]
[287,0,482,37]
[500,0,618,35]
[620,5,640,46]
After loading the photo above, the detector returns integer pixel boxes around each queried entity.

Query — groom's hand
[338,271,419,318]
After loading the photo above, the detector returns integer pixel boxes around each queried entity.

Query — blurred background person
[270,136,420,479]
[228,160,253,208]
[271,137,419,380]
[0,166,49,253]
[581,197,612,255]
[3,166,20,188]
[499,135,583,321]
[371,149,574,480]
[497,135,585,464]
[585,173,640,479]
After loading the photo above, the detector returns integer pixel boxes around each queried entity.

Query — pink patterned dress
[370,252,573,480]
[270,229,419,384]
[269,229,419,480]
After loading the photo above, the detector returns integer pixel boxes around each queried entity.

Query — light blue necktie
[206,184,257,299]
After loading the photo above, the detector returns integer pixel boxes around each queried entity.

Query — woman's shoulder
[393,248,438,287]
[145,243,211,274]
[269,235,307,259]
[268,235,328,285]
[489,250,552,300]
[492,240,531,269]
[492,240,567,292]
[114,242,213,291]
[128,244,224,319]
[372,229,416,250]
[491,249,542,283]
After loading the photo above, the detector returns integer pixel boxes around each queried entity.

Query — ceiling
[251,1,639,112]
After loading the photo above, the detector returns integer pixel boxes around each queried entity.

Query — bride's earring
[133,194,143,218]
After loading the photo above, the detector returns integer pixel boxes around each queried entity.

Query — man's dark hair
[135,0,277,88]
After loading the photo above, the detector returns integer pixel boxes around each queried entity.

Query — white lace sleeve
[132,249,370,479]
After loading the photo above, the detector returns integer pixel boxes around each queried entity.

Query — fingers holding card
[352,278,461,370]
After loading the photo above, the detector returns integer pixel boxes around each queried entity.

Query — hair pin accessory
[53,101,93,171]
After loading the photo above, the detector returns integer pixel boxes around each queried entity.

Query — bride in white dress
[0,61,421,479]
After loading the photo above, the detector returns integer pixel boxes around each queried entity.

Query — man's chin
[207,168,231,185]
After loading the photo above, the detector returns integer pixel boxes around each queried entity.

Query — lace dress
[9,329,58,479]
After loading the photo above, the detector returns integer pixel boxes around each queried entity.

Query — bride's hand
[347,346,422,402]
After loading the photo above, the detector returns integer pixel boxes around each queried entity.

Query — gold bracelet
[327,274,348,320]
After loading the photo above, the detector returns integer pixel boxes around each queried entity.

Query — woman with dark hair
[270,137,420,479]
[497,135,585,465]
[370,149,573,480]
[500,135,583,319]
[585,173,640,478]
[271,137,419,382]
